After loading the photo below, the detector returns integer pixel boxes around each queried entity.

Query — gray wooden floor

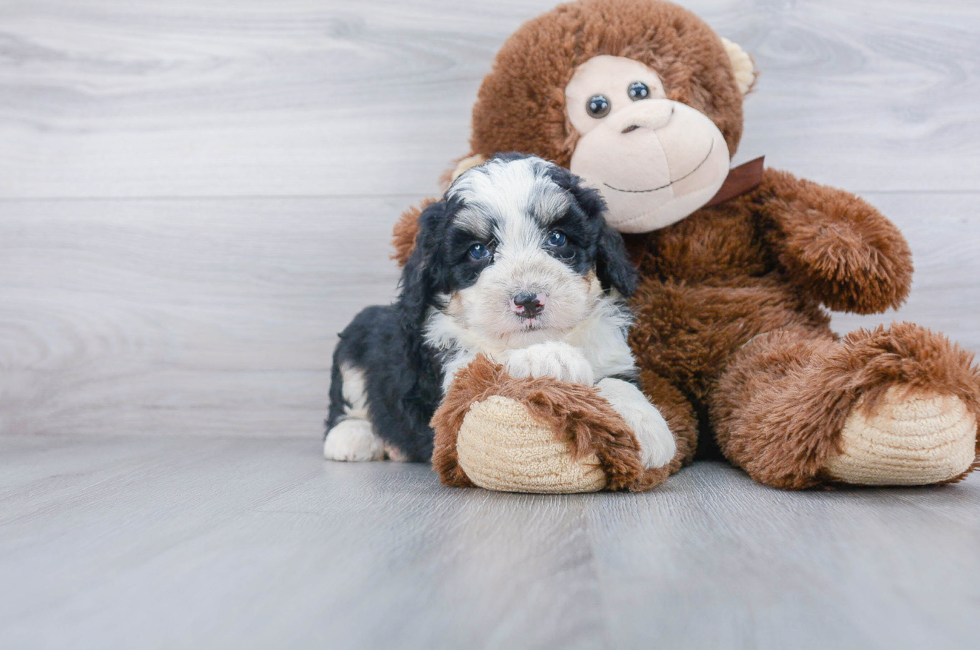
[2,0,980,648]
[1,434,978,650]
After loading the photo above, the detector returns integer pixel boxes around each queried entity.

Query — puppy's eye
[586,94,610,118]
[546,231,566,247]
[468,243,491,260]
[628,81,650,101]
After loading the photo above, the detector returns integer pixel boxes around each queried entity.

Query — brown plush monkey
[397,0,980,491]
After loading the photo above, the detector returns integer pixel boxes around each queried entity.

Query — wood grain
[1,0,978,439]
[2,2,979,646]
[0,196,403,437]
[0,434,976,649]
[0,191,976,438]
[0,0,978,199]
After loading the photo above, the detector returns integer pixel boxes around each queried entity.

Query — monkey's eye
[546,231,566,247]
[586,95,610,118]
[468,243,491,260]
[628,81,650,101]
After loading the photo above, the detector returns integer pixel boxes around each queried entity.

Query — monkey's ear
[392,198,437,267]
[721,38,757,95]
[399,200,448,328]
[439,153,487,189]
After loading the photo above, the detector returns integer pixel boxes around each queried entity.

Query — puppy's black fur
[327,305,444,461]
[326,154,637,462]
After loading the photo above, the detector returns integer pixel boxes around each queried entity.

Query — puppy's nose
[511,292,546,318]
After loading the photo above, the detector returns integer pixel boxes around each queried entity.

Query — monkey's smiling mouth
[602,140,714,194]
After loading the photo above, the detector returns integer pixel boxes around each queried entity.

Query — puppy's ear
[595,221,638,297]
[560,169,639,297]
[399,199,448,327]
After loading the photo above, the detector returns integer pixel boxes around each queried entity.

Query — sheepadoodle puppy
[324,153,675,468]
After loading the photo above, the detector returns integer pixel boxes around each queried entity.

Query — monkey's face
[564,55,732,233]
[463,0,757,237]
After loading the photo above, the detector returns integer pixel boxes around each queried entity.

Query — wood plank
[1,1,978,648]
[1,0,978,199]
[0,434,976,649]
[0,196,403,437]
[1,191,977,438]
[593,466,980,650]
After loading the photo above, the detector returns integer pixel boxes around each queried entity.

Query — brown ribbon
[704,155,765,207]
[623,155,766,266]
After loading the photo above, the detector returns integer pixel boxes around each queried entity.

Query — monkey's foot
[825,386,978,486]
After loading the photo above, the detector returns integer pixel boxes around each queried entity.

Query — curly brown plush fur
[399,0,980,489]
[469,0,745,167]
[712,324,980,488]
[391,200,431,267]
[625,167,913,406]
[431,355,692,491]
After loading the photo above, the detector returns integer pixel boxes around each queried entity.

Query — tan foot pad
[456,396,607,493]
[826,387,977,486]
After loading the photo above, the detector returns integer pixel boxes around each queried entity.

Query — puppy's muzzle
[511,292,547,319]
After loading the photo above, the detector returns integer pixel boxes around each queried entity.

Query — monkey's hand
[755,168,912,314]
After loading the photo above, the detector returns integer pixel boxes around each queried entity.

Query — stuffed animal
[395,0,980,492]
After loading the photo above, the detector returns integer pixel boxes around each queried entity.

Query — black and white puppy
[324,154,675,468]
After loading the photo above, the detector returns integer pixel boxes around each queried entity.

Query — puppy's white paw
[504,341,595,385]
[597,377,676,469]
[324,419,385,461]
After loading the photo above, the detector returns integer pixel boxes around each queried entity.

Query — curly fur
[392,0,978,489]
[431,355,686,491]
[331,154,643,466]
[391,199,431,267]
[469,0,745,167]
[711,324,980,489]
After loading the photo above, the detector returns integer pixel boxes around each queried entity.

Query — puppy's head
[401,153,636,345]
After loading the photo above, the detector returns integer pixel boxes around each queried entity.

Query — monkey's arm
[754,168,912,314]
[391,198,437,267]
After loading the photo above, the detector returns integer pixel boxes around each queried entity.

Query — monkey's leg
[709,324,979,489]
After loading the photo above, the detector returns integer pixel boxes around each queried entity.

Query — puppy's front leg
[596,378,676,469]
[503,341,595,385]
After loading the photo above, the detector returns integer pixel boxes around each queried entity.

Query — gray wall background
[1,0,978,439]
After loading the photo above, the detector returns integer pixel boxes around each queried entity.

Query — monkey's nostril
[621,124,640,134]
